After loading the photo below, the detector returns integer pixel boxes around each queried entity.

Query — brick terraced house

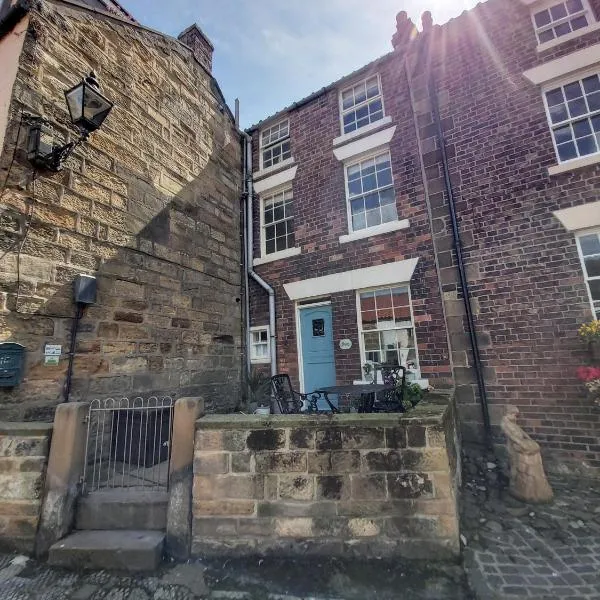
[248,0,600,473]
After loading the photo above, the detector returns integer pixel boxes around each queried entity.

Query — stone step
[48,530,164,572]
[76,490,168,530]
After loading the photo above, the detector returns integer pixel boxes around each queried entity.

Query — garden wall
[192,395,460,559]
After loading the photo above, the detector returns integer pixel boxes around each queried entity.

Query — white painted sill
[339,219,410,244]
[333,116,393,147]
[548,153,600,176]
[537,22,600,53]
[253,157,295,181]
[253,247,302,266]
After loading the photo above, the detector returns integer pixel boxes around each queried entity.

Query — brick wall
[248,52,453,391]
[192,396,460,558]
[0,2,242,420]
[0,422,52,553]
[408,0,600,469]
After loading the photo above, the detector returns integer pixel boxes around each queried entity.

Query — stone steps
[75,489,168,530]
[48,530,164,572]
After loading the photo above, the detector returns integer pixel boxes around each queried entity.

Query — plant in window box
[579,320,600,361]
[362,361,378,383]
[576,366,600,410]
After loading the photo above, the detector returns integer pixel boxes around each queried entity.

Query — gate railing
[82,396,174,494]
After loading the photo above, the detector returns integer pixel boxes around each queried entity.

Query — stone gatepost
[166,397,205,559]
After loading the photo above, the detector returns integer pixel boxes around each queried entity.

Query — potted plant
[576,366,600,411]
[243,369,272,414]
[579,320,600,362]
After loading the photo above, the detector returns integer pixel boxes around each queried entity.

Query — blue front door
[300,305,336,407]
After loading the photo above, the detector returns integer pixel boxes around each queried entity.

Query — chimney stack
[391,11,417,51]
[422,11,433,33]
[178,23,214,73]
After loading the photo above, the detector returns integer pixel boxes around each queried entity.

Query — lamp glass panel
[82,85,113,129]
[65,85,84,124]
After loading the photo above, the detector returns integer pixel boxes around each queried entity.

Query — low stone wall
[0,422,52,553]
[192,396,460,559]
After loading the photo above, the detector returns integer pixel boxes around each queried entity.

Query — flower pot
[590,341,600,362]
[254,406,271,415]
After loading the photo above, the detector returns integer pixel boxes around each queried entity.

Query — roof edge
[0,0,38,39]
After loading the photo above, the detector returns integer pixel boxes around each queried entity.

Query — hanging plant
[579,320,600,361]
[576,366,600,409]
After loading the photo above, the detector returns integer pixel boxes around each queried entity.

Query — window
[250,326,270,363]
[577,231,600,318]
[260,119,291,170]
[544,73,600,163]
[345,151,397,232]
[262,187,295,255]
[340,76,384,135]
[532,0,593,44]
[357,286,419,370]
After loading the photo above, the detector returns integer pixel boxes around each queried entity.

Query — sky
[119,1,480,128]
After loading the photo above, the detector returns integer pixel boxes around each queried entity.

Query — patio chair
[271,373,326,414]
[370,364,407,413]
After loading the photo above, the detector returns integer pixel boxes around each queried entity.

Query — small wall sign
[44,344,62,366]
[339,339,352,350]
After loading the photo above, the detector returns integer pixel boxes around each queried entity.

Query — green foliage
[245,368,272,408]
[404,382,424,407]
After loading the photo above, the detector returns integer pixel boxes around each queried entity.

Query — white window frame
[339,74,386,136]
[250,326,271,364]
[259,119,291,171]
[355,284,420,377]
[531,0,596,49]
[343,148,398,235]
[575,228,600,318]
[542,67,600,165]
[259,185,296,260]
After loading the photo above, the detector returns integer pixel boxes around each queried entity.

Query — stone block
[0,499,41,517]
[0,436,49,457]
[193,475,264,501]
[289,428,315,449]
[385,427,407,449]
[350,475,387,500]
[246,429,285,451]
[407,426,427,448]
[257,502,337,518]
[0,457,46,474]
[275,518,313,537]
[265,475,278,501]
[387,473,434,499]
[193,453,228,475]
[278,475,314,501]
[307,451,360,474]
[0,472,44,500]
[402,449,450,472]
[195,430,223,452]
[347,518,381,537]
[194,500,255,517]
[193,518,238,537]
[341,427,385,449]
[316,475,350,501]
[384,516,439,539]
[254,452,306,474]
[315,429,342,450]
[426,426,446,447]
[237,518,274,537]
[230,453,252,473]
[363,451,403,472]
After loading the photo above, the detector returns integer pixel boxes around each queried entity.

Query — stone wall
[0,1,243,420]
[192,396,460,559]
[0,421,52,553]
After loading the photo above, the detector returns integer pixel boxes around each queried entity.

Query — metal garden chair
[369,364,407,413]
[270,374,326,414]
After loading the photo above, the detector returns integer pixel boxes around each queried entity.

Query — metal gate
[82,396,174,494]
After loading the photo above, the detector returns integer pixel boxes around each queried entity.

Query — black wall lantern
[27,71,114,172]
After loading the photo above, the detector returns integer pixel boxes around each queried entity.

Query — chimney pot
[392,11,417,50]
[422,11,433,32]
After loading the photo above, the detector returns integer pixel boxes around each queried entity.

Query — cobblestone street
[461,452,600,600]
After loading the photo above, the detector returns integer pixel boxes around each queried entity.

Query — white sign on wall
[339,339,352,350]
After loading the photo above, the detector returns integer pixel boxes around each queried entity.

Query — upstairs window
[544,73,600,162]
[262,187,295,255]
[577,231,600,318]
[260,119,291,170]
[340,75,384,135]
[345,151,397,232]
[532,0,593,44]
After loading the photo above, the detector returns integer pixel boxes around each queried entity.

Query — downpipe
[428,76,493,444]
[241,132,277,377]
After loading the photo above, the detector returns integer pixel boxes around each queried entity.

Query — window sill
[339,219,410,244]
[333,116,393,147]
[254,157,295,181]
[251,358,271,365]
[253,246,302,266]
[537,22,600,53]
[548,153,600,175]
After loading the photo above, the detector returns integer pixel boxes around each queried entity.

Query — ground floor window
[250,326,270,363]
[357,285,419,370]
[577,231,600,318]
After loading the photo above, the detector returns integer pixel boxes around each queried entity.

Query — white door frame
[295,300,332,393]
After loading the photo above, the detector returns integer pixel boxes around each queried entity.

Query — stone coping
[197,396,450,430]
[0,422,54,436]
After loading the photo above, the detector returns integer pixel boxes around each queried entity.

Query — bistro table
[314,383,396,413]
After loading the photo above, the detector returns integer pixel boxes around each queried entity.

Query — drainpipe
[428,76,492,442]
[241,131,277,376]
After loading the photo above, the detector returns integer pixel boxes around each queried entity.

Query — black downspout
[63,303,83,402]
[429,77,492,442]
